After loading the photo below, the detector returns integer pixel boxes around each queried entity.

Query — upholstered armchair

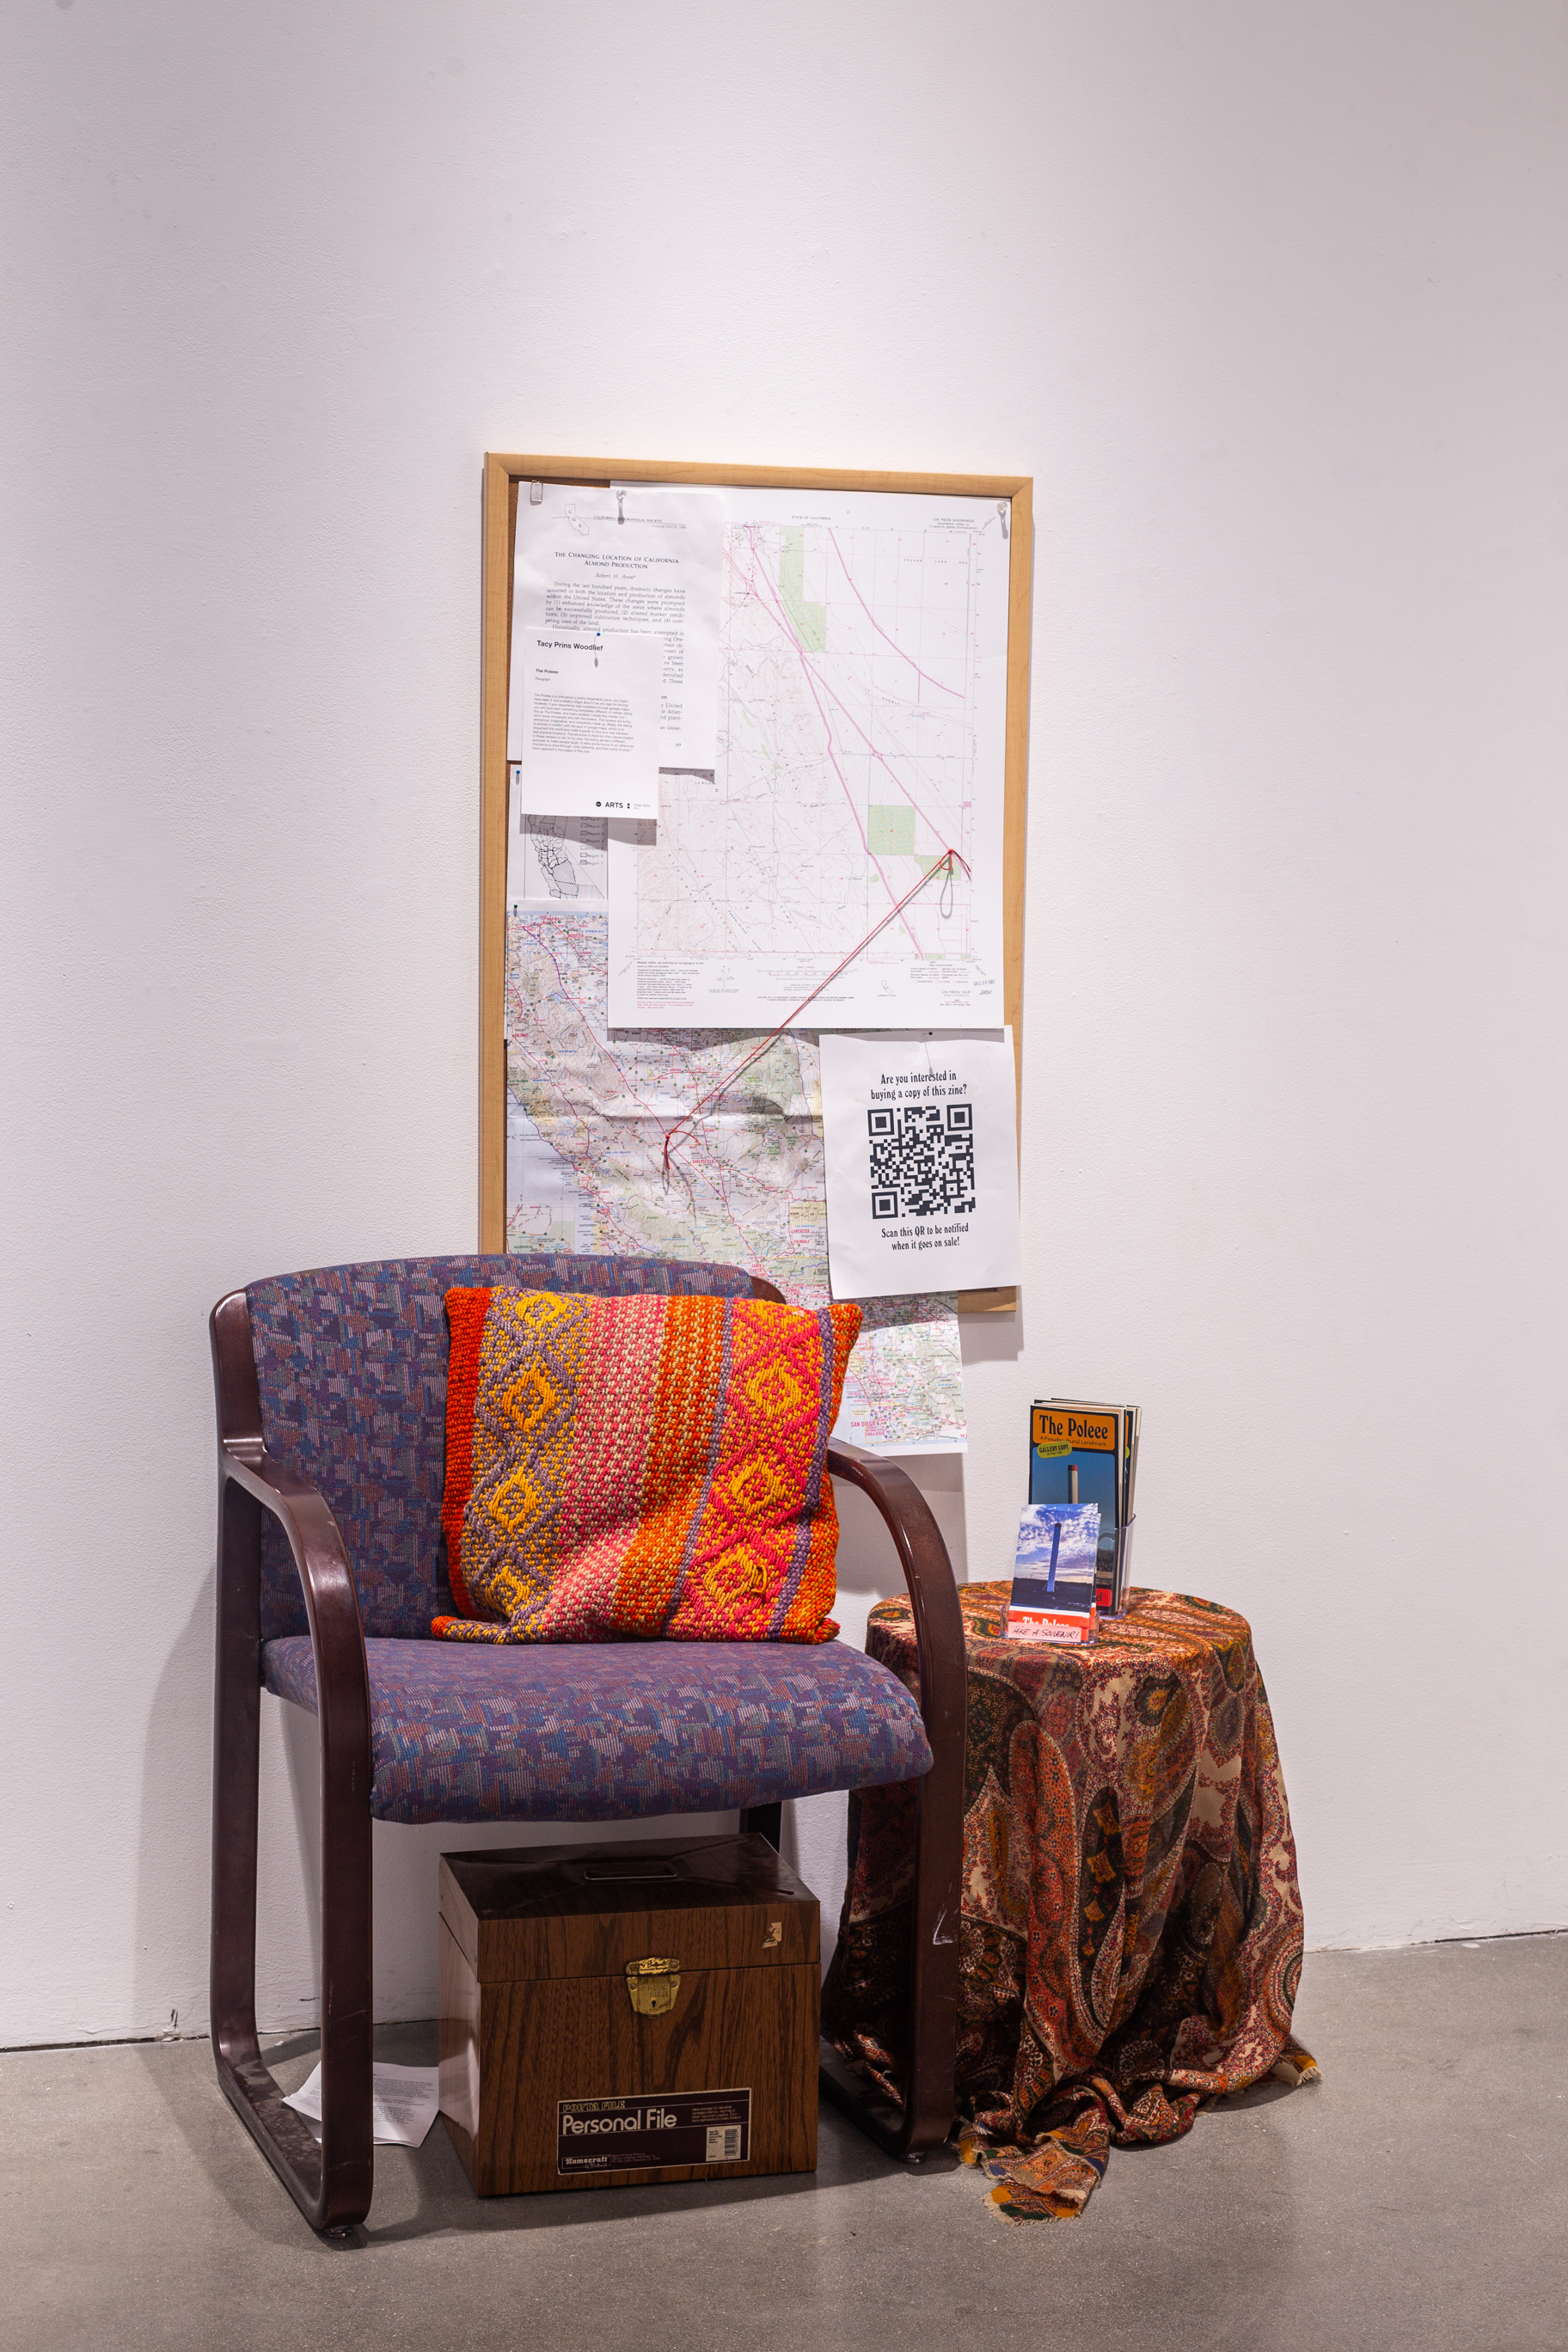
[210,1254,965,2231]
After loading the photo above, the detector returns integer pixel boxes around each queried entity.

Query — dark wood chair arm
[825,1442,967,1769]
[218,1443,373,1764]
[208,1289,374,2231]
[209,1286,371,1727]
[824,1441,967,2157]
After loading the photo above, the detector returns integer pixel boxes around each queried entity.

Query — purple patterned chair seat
[262,1634,932,1825]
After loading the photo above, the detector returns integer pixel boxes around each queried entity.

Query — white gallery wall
[3,1,1565,2046]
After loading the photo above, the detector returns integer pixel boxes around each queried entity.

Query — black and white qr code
[868,1102,977,1220]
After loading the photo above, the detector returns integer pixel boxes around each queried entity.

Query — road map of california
[505,909,965,1454]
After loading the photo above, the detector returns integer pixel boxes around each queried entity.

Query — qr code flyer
[818,1031,1022,1302]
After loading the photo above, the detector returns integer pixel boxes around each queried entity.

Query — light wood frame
[480,454,1032,1314]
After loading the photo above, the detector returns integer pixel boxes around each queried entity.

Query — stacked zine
[1028,1399,1140,1614]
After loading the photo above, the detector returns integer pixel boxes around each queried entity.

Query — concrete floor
[3,1936,1564,2352]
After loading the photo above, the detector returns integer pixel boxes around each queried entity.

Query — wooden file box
[438,1833,820,2196]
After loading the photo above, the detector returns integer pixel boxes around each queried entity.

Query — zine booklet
[1029,1403,1125,1610]
[1006,1504,1101,1644]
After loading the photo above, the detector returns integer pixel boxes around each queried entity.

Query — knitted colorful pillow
[434,1286,861,1645]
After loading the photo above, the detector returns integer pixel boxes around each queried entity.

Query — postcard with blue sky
[1010,1504,1100,1613]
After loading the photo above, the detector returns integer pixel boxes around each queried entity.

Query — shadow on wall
[959,1299,1024,1375]
[129,1564,334,2043]
[832,1452,969,1596]
[132,1570,220,2043]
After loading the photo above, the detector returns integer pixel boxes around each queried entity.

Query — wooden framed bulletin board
[479,454,1032,1314]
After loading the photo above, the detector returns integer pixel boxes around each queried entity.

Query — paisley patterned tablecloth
[822,1583,1317,2220]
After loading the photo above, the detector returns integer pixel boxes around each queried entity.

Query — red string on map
[660,848,971,1183]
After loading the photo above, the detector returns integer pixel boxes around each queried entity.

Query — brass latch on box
[625,1956,682,2015]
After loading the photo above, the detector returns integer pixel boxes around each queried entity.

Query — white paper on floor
[281,2061,439,2148]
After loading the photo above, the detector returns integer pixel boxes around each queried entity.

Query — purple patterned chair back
[246,1254,755,1641]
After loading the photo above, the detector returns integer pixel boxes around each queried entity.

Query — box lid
[438,1833,820,1982]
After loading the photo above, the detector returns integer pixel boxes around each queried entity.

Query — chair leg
[210,1475,374,2232]
[740,1801,782,1851]
[818,1773,962,2162]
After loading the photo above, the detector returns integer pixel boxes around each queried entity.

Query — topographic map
[505,909,965,1455]
[607,487,1009,1031]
